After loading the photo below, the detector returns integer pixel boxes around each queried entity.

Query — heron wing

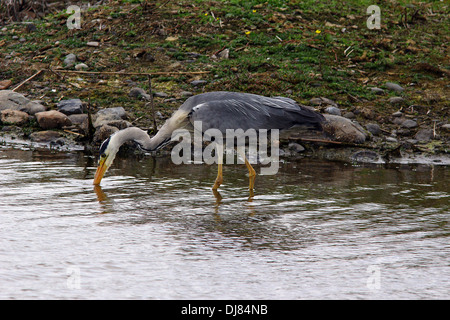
[182,91,324,132]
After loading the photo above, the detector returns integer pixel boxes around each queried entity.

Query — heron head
[93,135,119,185]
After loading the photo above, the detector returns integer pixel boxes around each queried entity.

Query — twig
[50,69,210,76]
[147,75,157,131]
[12,69,45,92]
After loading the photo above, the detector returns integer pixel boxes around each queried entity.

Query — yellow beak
[93,157,107,185]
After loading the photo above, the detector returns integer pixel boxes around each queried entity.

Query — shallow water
[0,143,448,299]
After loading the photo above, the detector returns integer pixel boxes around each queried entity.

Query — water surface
[0,144,448,299]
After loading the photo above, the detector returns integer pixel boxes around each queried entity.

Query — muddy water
[0,144,448,299]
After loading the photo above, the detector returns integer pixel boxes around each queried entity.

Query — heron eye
[100,153,106,158]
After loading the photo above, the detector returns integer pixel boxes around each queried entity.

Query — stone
[388,96,405,105]
[0,109,29,125]
[180,91,193,97]
[441,124,450,132]
[64,53,77,68]
[68,114,89,135]
[288,142,305,153]
[343,112,355,119]
[369,87,384,95]
[57,99,84,115]
[392,111,403,117]
[35,110,72,129]
[153,92,168,98]
[401,119,418,129]
[190,80,207,86]
[325,106,341,116]
[30,130,63,143]
[75,63,89,70]
[0,80,12,90]
[129,87,147,99]
[322,114,366,144]
[93,124,119,144]
[309,97,338,107]
[365,123,381,136]
[86,41,100,47]
[385,82,404,92]
[414,129,434,142]
[21,101,46,115]
[386,137,398,143]
[94,107,127,127]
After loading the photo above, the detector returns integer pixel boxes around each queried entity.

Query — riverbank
[0,0,448,164]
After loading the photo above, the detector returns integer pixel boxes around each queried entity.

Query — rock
[35,110,72,129]
[153,92,168,98]
[180,91,193,97]
[386,137,398,143]
[288,142,305,153]
[343,112,355,119]
[385,82,404,92]
[0,80,12,90]
[388,96,405,105]
[190,80,207,86]
[0,109,29,125]
[64,53,77,68]
[57,99,84,115]
[414,129,434,142]
[21,101,46,115]
[392,111,403,117]
[30,130,63,143]
[68,114,89,135]
[369,87,385,95]
[93,124,119,144]
[325,106,341,116]
[365,123,381,136]
[86,41,99,47]
[0,90,32,112]
[75,63,89,70]
[401,119,418,129]
[309,97,338,107]
[351,150,381,163]
[94,107,127,127]
[322,114,366,144]
[26,23,37,33]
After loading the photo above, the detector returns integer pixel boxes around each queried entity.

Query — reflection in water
[0,145,448,299]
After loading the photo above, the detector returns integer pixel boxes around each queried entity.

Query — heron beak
[93,157,107,185]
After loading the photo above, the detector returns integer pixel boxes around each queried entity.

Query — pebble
[0,80,12,90]
[75,63,89,70]
[94,107,127,128]
[153,92,168,98]
[30,130,62,143]
[129,87,147,98]
[388,96,405,105]
[86,41,100,47]
[386,137,398,143]
[288,142,305,153]
[190,80,207,86]
[369,87,385,95]
[365,123,381,136]
[325,106,341,116]
[392,111,403,117]
[385,82,404,92]
[343,112,355,119]
[401,119,418,128]
[180,91,193,97]
[22,101,46,115]
[64,53,77,68]
[441,124,450,132]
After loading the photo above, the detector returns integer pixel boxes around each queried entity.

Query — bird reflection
[93,185,114,214]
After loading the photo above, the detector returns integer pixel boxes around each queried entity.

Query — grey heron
[93,91,325,190]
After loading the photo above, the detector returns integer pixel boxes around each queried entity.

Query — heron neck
[112,127,169,151]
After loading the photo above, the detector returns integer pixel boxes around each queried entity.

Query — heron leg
[212,143,224,190]
[237,148,256,190]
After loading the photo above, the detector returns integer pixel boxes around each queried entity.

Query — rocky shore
[1,86,448,165]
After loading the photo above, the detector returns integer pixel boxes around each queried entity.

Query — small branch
[12,69,45,92]
[49,69,210,76]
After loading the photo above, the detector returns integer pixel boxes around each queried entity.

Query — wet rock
[365,123,381,136]
[93,124,119,144]
[64,53,77,68]
[57,99,84,115]
[385,82,404,92]
[288,142,305,153]
[388,96,405,105]
[369,87,385,95]
[325,106,341,116]
[0,80,12,90]
[35,110,72,129]
[0,109,29,125]
[322,114,366,144]
[190,80,207,86]
[401,119,418,129]
[30,130,63,143]
[414,129,434,142]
